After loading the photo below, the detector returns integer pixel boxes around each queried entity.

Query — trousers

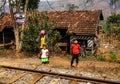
[71,54,79,66]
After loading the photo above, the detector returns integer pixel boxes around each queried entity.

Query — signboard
[14,13,26,24]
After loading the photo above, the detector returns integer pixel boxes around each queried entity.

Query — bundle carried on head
[40,30,45,35]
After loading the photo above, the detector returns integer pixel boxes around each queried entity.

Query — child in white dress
[40,44,49,64]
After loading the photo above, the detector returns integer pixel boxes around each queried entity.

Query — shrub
[97,53,106,61]
[109,50,117,62]
[22,13,61,53]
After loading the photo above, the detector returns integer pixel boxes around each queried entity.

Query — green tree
[107,13,120,24]
[8,0,29,52]
[22,12,61,53]
[114,23,120,40]
[101,13,120,43]
[101,21,109,34]
[8,0,40,52]
[107,13,120,41]
[100,21,111,43]
[21,0,40,11]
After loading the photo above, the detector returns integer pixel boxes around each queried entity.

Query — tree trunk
[16,0,21,12]
[19,0,29,50]
[24,0,29,13]
[8,0,20,52]
[9,0,29,52]
[14,28,20,51]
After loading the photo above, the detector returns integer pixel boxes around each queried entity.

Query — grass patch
[0,49,13,57]
[66,54,72,59]
[109,50,117,62]
[97,53,106,61]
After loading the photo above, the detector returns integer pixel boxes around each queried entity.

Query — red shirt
[71,43,80,54]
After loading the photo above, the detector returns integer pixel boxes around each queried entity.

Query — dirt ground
[0,50,120,79]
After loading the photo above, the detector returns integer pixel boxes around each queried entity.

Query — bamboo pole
[2,31,5,48]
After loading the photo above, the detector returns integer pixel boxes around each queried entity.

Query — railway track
[0,65,120,84]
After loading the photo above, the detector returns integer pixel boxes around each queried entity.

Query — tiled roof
[0,13,13,32]
[47,10,103,35]
[0,10,103,34]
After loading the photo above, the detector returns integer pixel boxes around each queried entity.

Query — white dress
[41,49,49,58]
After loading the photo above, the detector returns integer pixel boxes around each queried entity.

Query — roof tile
[0,10,103,34]
[47,10,103,34]
[0,13,13,31]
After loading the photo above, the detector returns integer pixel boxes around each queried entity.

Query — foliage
[109,50,117,62]
[47,30,61,51]
[9,0,39,11]
[22,23,39,52]
[66,54,72,59]
[22,12,61,52]
[21,0,40,11]
[97,53,106,61]
[101,13,120,41]
[114,24,120,40]
[107,13,120,41]
[107,13,120,24]
[100,21,110,34]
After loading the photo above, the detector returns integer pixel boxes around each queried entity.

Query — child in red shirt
[70,39,80,67]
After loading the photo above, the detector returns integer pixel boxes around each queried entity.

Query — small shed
[47,10,104,55]
[0,13,14,48]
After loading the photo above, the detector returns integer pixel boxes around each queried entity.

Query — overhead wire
[46,0,61,14]
[45,0,68,40]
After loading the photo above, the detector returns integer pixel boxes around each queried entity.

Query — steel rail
[0,65,120,84]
